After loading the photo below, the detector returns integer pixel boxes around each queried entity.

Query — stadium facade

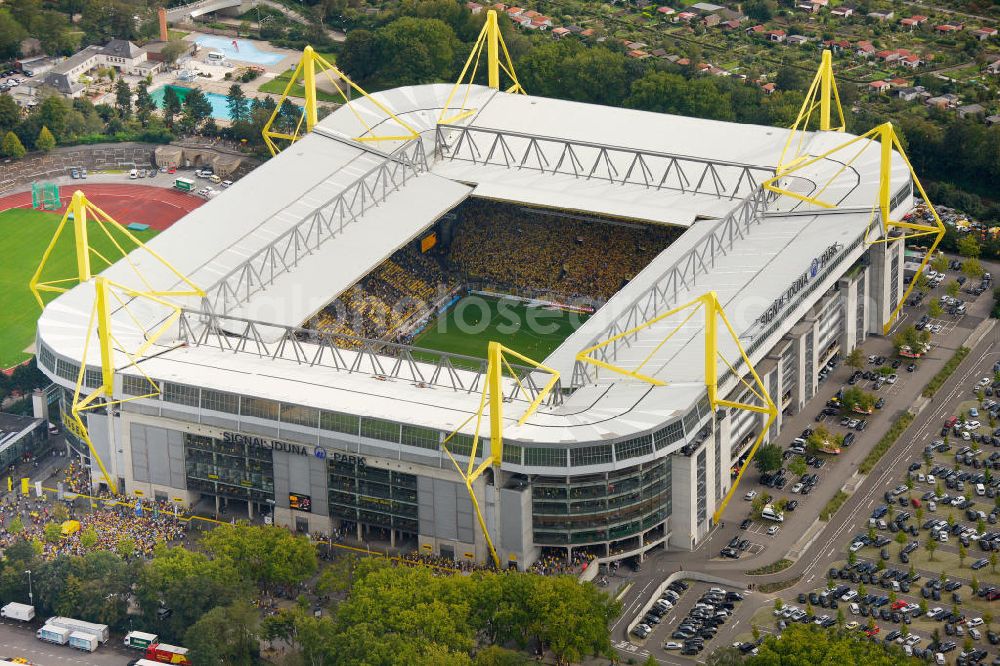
[35,83,912,568]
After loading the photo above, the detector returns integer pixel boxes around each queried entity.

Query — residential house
[528,16,552,29]
[651,48,669,59]
[889,77,909,87]
[830,6,854,17]
[762,82,776,94]
[957,103,985,119]
[624,41,648,50]
[565,24,583,34]
[505,7,524,19]
[580,28,597,38]
[856,41,876,57]
[767,29,787,42]
[41,40,151,98]
[899,15,927,29]
[702,13,721,27]
[926,93,959,109]
[987,60,1000,75]
[551,26,571,38]
[721,19,742,30]
[936,23,963,33]
[869,80,891,94]
[896,85,926,101]
[676,57,691,66]
[823,39,851,52]
[657,6,676,16]
[868,10,894,21]
[628,50,651,59]
[15,55,60,77]
[466,2,483,13]
[986,115,1000,127]
[900,54,922,69]
[787,35,810,45]
[690,2,724,11]
[746,24,766,35]
[972,27,998,41]
[676,11,697,22]
[876,50,900,63]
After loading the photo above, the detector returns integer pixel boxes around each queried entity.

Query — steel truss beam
[571,186,774,389]
[434,125,776,200]
[175,309,563,407]
[575,292,777,523]
[202,139,428,316]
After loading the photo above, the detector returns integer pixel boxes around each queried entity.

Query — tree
[842,387,876,413]
[957,234,981,259]
[0,93,19,134]
[162,86,182,128]
[114,78,131,119]
[776,66,807,91]
[135,80,155,127]
[370,17,461,88]
[931,255,949,273]
[991,552,998,574]
[754,443,783,475]
[985,611,993,632]
[963,257,985,279]
[848,550,857,566]
[2,130,25,159]
[972,576,979,594]
[338,28,378,82]
[181,89,212,131]
[43,522,62,542]
[185,600,260,665]
[928,300,943,318]
[226,84,249,123]
[925,536,937,561]
[36,125,55,152]
[201,524,317,589]
[846,347,864,371]
[749,622,923,664]
[160,40,189,66]
[79,527,98,550]
[788,456,808,477]
[947,280,961,298]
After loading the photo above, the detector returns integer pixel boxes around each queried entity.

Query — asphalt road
[0,620,133,665]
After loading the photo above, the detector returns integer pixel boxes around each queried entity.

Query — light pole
[25,570,32,606]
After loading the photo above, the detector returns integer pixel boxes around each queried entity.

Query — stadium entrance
[183,433,275,519]
[328,456,419,548]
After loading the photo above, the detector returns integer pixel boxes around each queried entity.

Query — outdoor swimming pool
[150,85,231,121]
[194,35,286,66]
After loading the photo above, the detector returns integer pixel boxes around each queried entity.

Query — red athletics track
[0,183,204,230]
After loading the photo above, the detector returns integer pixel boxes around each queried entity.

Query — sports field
[0,208,158,368]
[412,295,589,362]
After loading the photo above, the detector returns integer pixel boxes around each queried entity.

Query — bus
[173,177,195,192]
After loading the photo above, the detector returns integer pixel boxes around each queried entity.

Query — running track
[0,183,203,230]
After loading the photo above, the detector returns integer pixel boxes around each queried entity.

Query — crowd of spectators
[529,549,595,576]
[310,201,681,342]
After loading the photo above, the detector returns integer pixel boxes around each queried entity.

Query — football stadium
[31,33,943,568]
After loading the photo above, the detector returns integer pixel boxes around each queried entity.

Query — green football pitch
[412,295,590,362]
[0,207,158,369]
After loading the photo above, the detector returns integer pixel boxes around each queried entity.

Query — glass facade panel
[696,449,707,525]
[281,404,318,428]
[328,457,418,533]
[524,447,567,467]
[320,410,360,435]
[242,397,279,421]
[184,433,275,503]
[55,358,79,381]
[502,443,522,464]
[163,382,199,406]
[614,436,653,461]
[653,421,683,449]
[360,418,400,443]
[201,389,239,415]
[532,460,671,546]
[39,345,55,372]
[401,425,440,450]
[123,374,155,397]
[570,444,612,467]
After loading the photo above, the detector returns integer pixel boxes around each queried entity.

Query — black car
[740,518,752,530]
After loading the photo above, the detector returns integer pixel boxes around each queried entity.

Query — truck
[46,617,109,643]
[68,631,98,652]
[145,643,192,665]
[37,624,71,645]
[124,631,159,650]
[1,602,35,622]
[173,177,195,192]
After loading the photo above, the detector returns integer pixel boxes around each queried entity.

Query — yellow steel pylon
[438,9,525,126]
[440,342,560,568]
[575,292,777,523]
[777,49,846,174]
[29,190,203,309]
[262,45,419,156]
[69,277,186,491]
[762,122,945,333]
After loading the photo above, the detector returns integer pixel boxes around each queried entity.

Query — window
[696,449,707,525]
[401,425,440,450]
[524,447,567,467]
[123,374,155,397]
[84,368,103,389]
[241,397,279,421]
[682,405,703,436]
[163,382,198,406]
[654,421,683,449]
[570,444,612,467]
[360,418,400,443]
[281,404,318,428]
[39,345,54,372]
[55,358,79,381]
[320,411,359,435]
[615,436,653,461]
[502,444,522,464]
[201,389,239,414]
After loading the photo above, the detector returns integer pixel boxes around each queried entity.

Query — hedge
[922,346,971,398]
[746,558,793,576]
[858,412,915,474]
[820,490,850,521]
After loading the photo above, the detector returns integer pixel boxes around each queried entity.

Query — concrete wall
[0,142,157,193]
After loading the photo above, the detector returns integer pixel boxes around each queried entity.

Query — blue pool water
[150,85,232,121]
[194,35,286,65]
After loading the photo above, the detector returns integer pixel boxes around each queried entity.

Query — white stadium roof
[36,83,911,449]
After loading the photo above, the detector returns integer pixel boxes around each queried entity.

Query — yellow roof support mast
[30,190,203,492]
[261,46,419,156]
[777,49,846,173]
[576,292,778,524]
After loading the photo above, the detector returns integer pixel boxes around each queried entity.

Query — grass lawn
[259,66,344,102]
[168,29,189,40]
[0,208,158,369]
[412,296,588,363]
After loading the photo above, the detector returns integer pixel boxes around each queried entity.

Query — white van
[129,168,138,179]
[761,505,785,523]
[207,51,226,63]
[976,483,986,496]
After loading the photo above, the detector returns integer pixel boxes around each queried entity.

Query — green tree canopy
[747,623,920,664]
[2,130,26,159]
[35,125,55,152]
[200,524,317,589]
[754,443,783,474]
[226,84,249,123]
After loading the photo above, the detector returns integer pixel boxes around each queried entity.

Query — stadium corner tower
[36,83,912,567]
